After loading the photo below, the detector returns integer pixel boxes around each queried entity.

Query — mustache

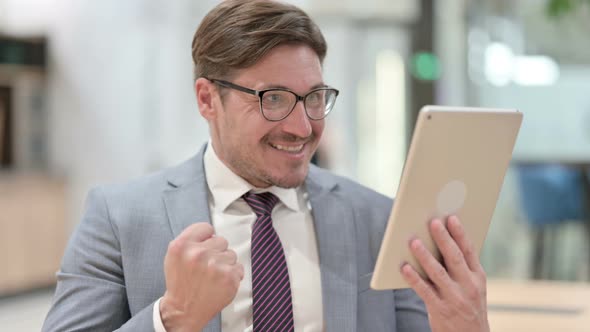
[263,132,315,144]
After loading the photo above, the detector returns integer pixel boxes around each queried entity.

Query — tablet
[370,105,522,290]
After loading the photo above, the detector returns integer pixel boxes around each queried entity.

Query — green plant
[547,0,590,18]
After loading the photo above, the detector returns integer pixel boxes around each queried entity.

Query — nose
[281,101,312,138]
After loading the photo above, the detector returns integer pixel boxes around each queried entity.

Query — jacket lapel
[306,167,358,332]
[162,144,211,237]
[162,144,221,332]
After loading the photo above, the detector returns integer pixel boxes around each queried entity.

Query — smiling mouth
[269,142,305,153]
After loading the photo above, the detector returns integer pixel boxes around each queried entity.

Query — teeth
[271,143,304,152]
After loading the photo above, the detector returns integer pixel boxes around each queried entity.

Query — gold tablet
[371,105,522,290]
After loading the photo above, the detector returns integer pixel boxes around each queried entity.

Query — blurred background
[1,0,590,330]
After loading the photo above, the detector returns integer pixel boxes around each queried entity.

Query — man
[43,1,489,331]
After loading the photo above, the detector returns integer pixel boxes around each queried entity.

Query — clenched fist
[159,223,244,332]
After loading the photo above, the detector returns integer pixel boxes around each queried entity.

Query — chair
[516,164,590,280]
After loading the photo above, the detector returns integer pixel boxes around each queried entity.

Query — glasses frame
[207,78,339,121]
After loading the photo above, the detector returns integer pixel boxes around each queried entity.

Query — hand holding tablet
[403,215,491,332]
[371,105,522,332]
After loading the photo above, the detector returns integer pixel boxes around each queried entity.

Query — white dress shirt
[154,143,324,331]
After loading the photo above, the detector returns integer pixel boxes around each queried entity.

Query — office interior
[1,0,589,331]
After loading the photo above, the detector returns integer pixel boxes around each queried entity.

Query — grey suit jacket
[42,145,431,332]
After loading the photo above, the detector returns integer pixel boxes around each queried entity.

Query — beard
[225,132,317,188]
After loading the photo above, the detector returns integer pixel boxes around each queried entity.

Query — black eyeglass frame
[207,78,339,122]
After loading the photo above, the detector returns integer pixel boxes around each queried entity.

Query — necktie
[242,191,295,332]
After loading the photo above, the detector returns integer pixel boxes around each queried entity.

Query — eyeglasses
[208,78,339,121]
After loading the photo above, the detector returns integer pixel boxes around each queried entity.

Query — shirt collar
[203,142,301,213]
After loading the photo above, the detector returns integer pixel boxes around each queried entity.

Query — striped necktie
[242,191,295,332]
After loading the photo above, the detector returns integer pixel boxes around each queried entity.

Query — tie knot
[242,191,279,217]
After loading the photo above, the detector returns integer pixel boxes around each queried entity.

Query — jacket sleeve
[394,287,432,332]
[41,187,155,331]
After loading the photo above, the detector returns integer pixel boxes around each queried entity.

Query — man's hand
[160,223,244,332]
[401,216,489,332]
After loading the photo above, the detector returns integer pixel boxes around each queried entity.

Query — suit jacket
[42,144,431,332]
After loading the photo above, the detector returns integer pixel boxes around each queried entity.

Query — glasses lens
[261,90,296,120]
[305,89,338,120]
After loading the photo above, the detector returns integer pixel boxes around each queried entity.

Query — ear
[195,78,219,121]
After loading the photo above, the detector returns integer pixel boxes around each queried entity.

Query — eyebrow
[261,83,328,91]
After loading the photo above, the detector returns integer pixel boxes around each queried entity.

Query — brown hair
[191,0,327,80]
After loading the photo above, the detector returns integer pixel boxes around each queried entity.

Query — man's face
[206,44,325,188]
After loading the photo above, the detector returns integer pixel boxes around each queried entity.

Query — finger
[178,222,215,243]
[430,218,470,278]
[182,246,212,270]
[202,236,229,251]
[227,264,245,287]
[400,263,441,308]
[234,263,245,280]
[409,238,454,289]
[447,216,483,273]
[215,263,244,285]
[210,250,238,265]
